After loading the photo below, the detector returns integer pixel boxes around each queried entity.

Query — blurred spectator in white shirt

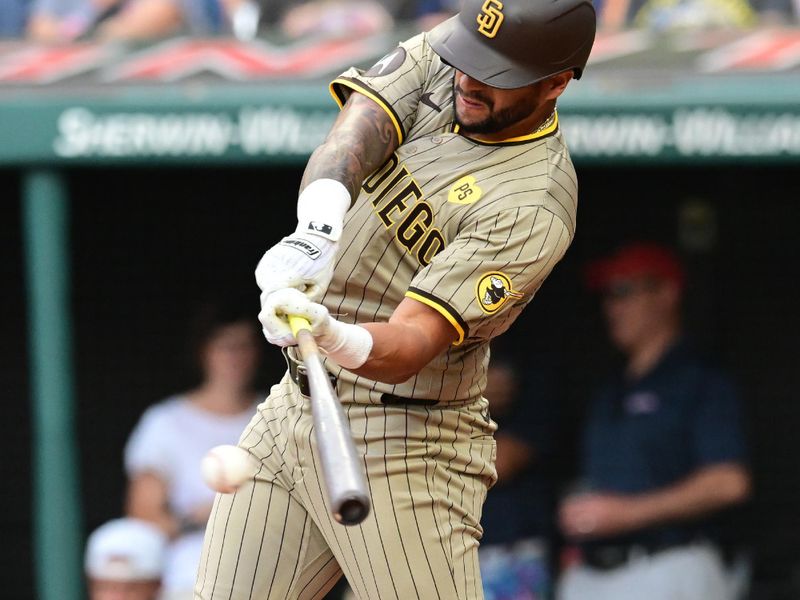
[124,300,262,600]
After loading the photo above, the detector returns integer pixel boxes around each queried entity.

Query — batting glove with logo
[255,178,350,302]
[260,288,373,369]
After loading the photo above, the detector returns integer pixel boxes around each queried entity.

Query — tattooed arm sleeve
[305,32,435,200]
[300,92,400,201]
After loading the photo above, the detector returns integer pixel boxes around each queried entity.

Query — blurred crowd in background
[0,0,797,43]
[88,299,263,600]
[81,241,754,600]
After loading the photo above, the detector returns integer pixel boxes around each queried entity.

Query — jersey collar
[452,110,559,146]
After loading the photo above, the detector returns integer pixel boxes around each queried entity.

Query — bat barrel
[338,497,371,526]
[303,349,371,525]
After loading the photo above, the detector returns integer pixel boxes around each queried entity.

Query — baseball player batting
[195,0,596,598]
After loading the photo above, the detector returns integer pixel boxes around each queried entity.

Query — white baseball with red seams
[201,445,257,494]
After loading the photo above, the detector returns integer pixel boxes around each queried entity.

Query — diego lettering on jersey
[362,154,446,267]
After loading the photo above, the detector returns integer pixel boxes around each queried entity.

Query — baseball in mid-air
[201,445,258,494]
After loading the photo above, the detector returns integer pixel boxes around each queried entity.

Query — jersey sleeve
[407,205,572,345]
[329,32,432,144]
[124,405,174,481]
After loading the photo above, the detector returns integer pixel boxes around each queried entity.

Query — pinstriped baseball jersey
[196,29,582,600]
[323,31,576,405]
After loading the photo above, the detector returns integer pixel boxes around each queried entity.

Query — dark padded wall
[2,172,33,599]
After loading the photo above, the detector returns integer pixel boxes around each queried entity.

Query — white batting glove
[259,288,330,347]
[255,233,336,302]
[259,288,373,369]
[255,179,350,302]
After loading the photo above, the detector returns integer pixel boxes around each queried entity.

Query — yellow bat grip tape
[288,315,312,337]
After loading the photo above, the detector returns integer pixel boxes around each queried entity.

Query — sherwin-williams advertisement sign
[1,29,798,164]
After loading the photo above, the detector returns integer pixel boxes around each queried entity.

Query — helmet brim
[428,16,549,90]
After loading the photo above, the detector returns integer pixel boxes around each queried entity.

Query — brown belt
[281,347,337,397]
[281,348,437,406]
[583,540,706,571]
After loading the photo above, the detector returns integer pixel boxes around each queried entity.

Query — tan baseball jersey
[323,31,576,407]
[196,30,578,600]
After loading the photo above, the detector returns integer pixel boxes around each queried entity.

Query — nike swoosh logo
[420,92,441,112]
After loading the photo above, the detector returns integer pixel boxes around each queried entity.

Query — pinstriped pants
[194,375,497,600]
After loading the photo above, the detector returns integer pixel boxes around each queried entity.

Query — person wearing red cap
[557,242,751,600]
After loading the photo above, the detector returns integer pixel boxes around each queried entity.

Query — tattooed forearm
[300,93,399,201]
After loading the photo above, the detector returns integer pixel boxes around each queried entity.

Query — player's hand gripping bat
[289,315,371,526]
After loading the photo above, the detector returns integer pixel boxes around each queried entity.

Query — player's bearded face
[453,77,540,135]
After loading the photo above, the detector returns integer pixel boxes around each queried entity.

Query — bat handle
[289,315,312,336]
[289,315,320,358]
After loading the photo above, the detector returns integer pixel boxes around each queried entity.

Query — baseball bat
[288,315,371,526]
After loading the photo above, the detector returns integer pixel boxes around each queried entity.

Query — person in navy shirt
[558,242,751,600]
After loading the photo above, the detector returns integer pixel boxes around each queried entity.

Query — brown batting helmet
[428,0,597,89]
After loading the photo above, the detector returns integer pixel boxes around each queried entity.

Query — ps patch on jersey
[448,175,482,205]
[365,47,406,77]
[475,271,523,314]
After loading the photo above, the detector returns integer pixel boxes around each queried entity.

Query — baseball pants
[194,376,497,600]
[557,542,732,600]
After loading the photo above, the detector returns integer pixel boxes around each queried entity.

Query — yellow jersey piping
[405,288,467,345]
